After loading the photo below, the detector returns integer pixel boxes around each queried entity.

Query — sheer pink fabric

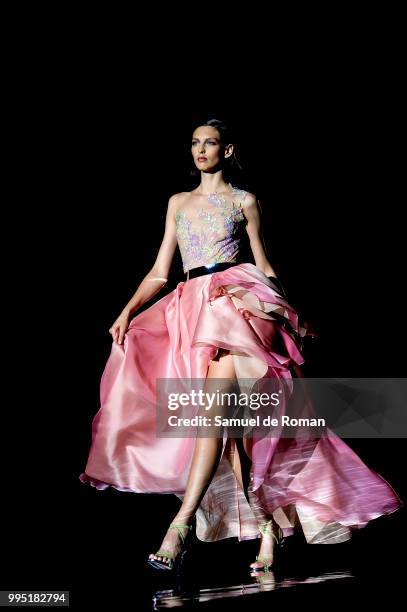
[80,263,401,543]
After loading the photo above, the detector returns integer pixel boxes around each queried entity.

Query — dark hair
[190,117,243,182]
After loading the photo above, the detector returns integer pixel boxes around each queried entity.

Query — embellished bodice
[175,184,247,273]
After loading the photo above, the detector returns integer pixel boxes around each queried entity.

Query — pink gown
[80,185,401,544]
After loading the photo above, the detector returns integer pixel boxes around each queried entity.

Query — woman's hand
[109,311,130,345]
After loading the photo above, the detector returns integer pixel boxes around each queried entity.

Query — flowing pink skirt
[80,263,401,543]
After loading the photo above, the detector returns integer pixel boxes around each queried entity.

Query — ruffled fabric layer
[79,263,401,543]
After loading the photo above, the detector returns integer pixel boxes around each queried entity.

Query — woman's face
[191,126,233,172]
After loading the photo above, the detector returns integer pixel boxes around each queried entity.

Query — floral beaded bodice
[175,184,247,273]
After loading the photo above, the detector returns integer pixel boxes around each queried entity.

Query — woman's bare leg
[243,439,279,571]
[149,351,237,566]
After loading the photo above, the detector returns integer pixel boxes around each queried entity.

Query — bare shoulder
[242,191,257,205]
[167,192,190,213]
[239,190,258,210]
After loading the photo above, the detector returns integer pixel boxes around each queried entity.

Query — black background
[3,37,405,608]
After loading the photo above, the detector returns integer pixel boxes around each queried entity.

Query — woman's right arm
[109,195,179,344]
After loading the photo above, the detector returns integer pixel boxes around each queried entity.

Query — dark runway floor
[3,466,404,609]
[67,495,404,609]
[152,571,354,609]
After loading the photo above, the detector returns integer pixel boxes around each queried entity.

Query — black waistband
[186,261,239,280]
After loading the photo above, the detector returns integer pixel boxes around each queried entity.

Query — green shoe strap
[259,520,280,544]
[255,555,272,574]
[256,554,273,562]
[153,524,191,560]
[154,549,174,560]
[259,519,273,535]
[169,523,192,546]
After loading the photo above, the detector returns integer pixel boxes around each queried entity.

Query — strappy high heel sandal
[249,519,283,574]
[148,523,192,571]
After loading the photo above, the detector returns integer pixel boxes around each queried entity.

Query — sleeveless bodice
[175,184,247,273]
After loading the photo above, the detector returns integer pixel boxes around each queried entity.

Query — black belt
[185,262,288,298]
[185,261,239,280]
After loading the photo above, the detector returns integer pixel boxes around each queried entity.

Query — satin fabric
[80,263,401,543]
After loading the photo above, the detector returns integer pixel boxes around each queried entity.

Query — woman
[80,118,401,575]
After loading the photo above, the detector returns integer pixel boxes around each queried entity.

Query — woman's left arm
[242,193,277,278]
